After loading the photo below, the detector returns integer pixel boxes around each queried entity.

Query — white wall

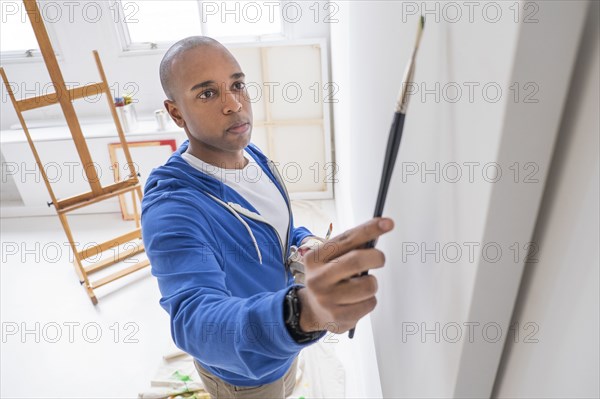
[493,2,600,397]
[330,1,590,397]
[331,1,520,396]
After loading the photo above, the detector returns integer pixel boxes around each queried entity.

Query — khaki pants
[193,358,298,399]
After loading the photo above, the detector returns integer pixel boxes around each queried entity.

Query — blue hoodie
[141,140,320,387]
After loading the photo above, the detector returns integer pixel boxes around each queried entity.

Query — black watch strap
[283,286,323,344]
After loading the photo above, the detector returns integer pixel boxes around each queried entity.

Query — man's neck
[186,143,247,170]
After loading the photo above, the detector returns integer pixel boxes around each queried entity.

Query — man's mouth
[227,121,250,134]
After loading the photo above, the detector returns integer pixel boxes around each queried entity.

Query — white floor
[0,200,382,398]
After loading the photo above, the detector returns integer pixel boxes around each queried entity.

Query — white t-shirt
[182,150,290,248]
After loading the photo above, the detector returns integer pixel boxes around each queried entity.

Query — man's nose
[222,91,242,114]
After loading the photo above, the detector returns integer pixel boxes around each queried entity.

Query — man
[141,36,394,398]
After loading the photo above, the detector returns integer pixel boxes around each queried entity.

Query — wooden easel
[0,0,149,304]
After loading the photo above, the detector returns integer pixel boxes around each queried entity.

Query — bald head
[159,36,228,101]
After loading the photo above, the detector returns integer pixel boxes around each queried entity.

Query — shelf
[0,119,183,144]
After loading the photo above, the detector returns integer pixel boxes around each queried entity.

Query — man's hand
[297,217,394,334]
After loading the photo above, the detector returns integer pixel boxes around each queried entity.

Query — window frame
[0,17,62,64]
[110,0,289,56]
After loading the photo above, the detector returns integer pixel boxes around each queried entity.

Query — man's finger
[335,296,378,331]
[330,274,379,305]
[319,218,394,264]
[329,248,385,284]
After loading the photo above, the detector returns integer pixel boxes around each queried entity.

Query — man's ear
[164,100,185,128]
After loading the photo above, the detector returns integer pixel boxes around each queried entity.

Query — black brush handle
[349,112,406,339]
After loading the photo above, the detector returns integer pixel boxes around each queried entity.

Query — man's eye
[234,82,246,90]
[199,90,215,99]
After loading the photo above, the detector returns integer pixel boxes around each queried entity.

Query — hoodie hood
[143,140,281,211]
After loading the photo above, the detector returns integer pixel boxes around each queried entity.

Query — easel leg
[57,213,97,304]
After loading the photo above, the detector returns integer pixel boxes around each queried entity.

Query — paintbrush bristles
[414,15,425,53]
[397,16,425,113]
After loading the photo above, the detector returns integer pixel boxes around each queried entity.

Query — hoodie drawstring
[204,193,263,265]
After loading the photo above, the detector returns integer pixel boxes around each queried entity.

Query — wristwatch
[283,286,324,344]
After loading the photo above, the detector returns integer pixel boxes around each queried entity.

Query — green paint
[170,370,193,393]
[172,370,192,382]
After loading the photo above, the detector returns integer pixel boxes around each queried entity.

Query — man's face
[165,45,253,155]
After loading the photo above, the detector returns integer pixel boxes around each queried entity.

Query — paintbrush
[325,223,333,240]
[349,16,425,339]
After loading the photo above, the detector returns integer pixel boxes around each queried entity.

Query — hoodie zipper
[266,160,293,285]
[202,158,292,276]
[267,160,292,263]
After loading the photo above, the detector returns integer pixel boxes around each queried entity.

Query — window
[0,4,41,60]
[112,0,285,52]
